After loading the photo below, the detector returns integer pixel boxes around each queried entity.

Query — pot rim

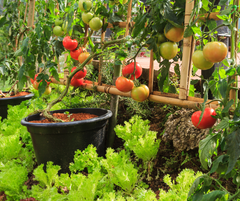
[0,91,34,100]
[21,108,112,127]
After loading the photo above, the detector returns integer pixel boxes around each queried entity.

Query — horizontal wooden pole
[50,78,219,110]
[198,12,221,21]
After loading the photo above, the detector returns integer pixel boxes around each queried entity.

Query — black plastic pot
[21,108,112,173]
[0,92,34,120]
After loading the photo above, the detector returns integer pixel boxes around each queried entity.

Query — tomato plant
[115,76,134,92]
[78,0,92,12]
[71,66,87,79]
[78,52,92,64]
[82,12,93,24]
[192,50,214,70]
[203,41,228,63]
[164,26,184,43]
[122,62,142,80]
[131,84,149,102]
[63,36,78,51]
[159,42,178,60]
[89,17,103,31]
[191,108,217,129]
[70,77,84,87]
[70,48,86,60]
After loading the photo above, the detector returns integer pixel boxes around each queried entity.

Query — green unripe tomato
[53,26,63,36]
[79,0,92,12]
[89,17,103,31]
[82,12,93,24]
[55,18,63,26]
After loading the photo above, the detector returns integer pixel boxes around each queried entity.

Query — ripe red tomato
[71,66,87,79]
[131,84,149,102]
[115,76,134,92]
[70,47,86,60]
[191,108,217,129]
[70,78,84,87]
[78,52,92,64]
[164,26,184,43]
[192,50,214,70]
[122,62,142,80]
[203,41,228,63]
[159,41,178,60]
[63,36,78,51]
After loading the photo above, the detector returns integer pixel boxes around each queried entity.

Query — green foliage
[114,115,160,163]
[159,169,202,201]
[69,144,103,174]
[102,148,139,194]
[0,161,29,200]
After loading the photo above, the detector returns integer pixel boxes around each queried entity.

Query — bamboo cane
[179,0,195,100]
[125,0,133,37]
[148,50,154,93]
[229,0,239,103]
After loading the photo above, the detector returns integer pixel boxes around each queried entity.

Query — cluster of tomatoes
[192,41,228,70]
[156,26,184,60]
[62,36,91,87]
[79,0,103,31]
[31,74,52,95]
[53,18,67,37]
[115,62,150,102]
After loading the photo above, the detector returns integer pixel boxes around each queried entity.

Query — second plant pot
[0,92,34,120]
[21,108,112,173]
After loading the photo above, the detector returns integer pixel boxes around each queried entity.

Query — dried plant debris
[162,108,209,152]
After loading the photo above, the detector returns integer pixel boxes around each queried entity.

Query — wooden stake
[148,50,154,93]
[179,0,195,100]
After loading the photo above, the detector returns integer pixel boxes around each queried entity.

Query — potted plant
[0,0,35,120]
[17,0,134,173]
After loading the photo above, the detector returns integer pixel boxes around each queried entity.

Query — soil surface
[0,91,31,98]
[29,113,98,123]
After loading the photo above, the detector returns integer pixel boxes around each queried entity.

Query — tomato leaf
[219,0,229,5]
[132,13,147,38]
[164,7,183,28]
[202,190,227,201]
[215,117,230,130]
[188,175,212,200]
[218,79,228,99]
[206,19,217,31]
[184,25,194,38]
[222,99,234,113]
[199,133,219,170]
[225,128,240,174]
[210,155,229,174]
[158,60,171,92]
